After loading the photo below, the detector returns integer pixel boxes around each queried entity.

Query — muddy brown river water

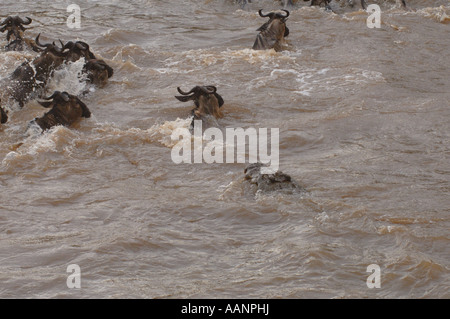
[0,0,449,298]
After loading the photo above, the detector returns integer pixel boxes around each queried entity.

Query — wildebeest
[0,16,40,52]
[175,86,225,129]
[33,91,91,131]
[252,9,290,52]
[0,103,8,124]
[82,59,114,88]
[62,40,97,62]
[4,34,100,107]
[244,162,302,193]
[4,34,67,107]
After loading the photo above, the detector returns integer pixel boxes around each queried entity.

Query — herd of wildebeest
[0,0,409,132]
[0,1,408,189]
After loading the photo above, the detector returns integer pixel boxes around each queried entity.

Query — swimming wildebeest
[61,40,97,62]
[4,34,100,107]
[82,59,114,88]
[252,9,290,52]
[175,86,225,129]
[4,34,67,107]
[0,16,40,52]
[244,162,302,193]
[32,91,91,131]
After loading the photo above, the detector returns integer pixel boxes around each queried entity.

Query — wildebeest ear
[284,26,289,38]
[175,95,192,102]
[38,101,53,108]
[214,93,225,108]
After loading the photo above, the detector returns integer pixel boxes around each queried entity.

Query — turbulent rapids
[0,0,449,299]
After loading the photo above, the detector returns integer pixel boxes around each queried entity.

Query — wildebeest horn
[19,17,32,25]
[258,10,273,18]
[35,33,50,48]
[52,39,65,50]
[76,42,88,50]
[36,34,63,53]
[63,41,74,49]
[43,91,61,100]
[201,86,217,94]
[0,17,12,26]
[43,91,70,102]
[280,10,290,18]
[177,87,196,96]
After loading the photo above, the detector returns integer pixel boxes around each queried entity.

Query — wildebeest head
[0,16,32,42]
[34,91,91,131]
[35,33,65,56]
[82,59,114,87]
[33,34,67,83]
[62,40,97,62]
[175,86,225,120]
[252,9,290,51]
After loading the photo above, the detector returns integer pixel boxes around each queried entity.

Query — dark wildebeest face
[0,102,8,124]
[82,59,114,88]
[175,86,225,121]
[34,91,91,131]
[252,9,290,52]
[0,16,38,51]
[0,16,31,42]
[62,41,97,63]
